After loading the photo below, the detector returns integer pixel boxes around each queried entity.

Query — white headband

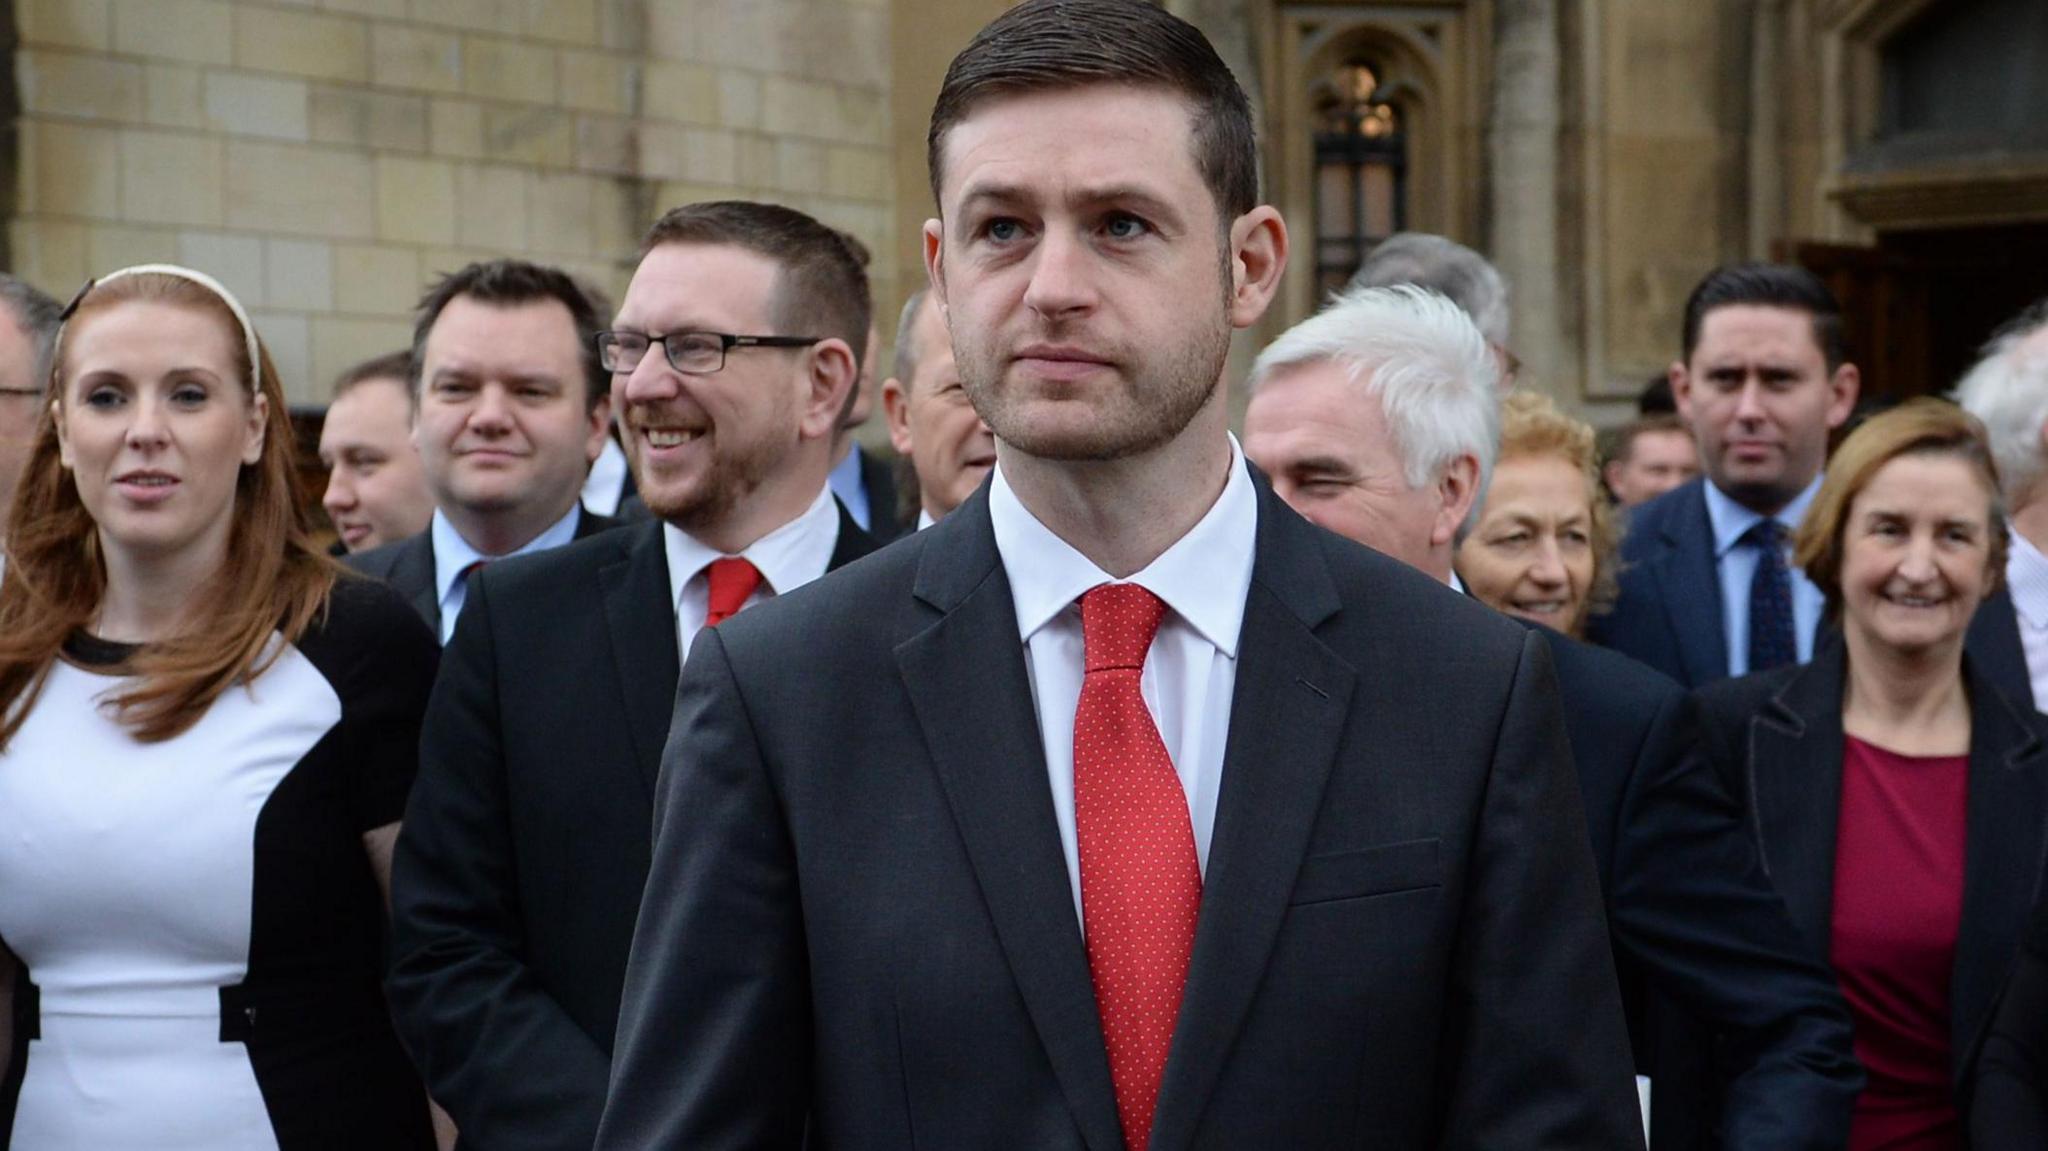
[66,263,263,389]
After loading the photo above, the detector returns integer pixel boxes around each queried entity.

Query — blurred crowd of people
[1,1,2045,1149]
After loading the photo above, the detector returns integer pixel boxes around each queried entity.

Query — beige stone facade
[9,0,894,403]
[9,0,2044,420]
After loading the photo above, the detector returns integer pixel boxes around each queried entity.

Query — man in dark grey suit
[595,3,1642,1148]
[387,202,875,1150]
[1244,284,1861,1149]
[346,259,619,641]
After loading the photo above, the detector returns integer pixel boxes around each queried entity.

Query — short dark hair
[411,259,609,412]
[640,200,872,378]
[928,0,1258,221]
[0,274,62,392]
[1637,373,1676,415]
[1610,413,1690,464]
[331,350,412,402]
[1681,263,1847,373]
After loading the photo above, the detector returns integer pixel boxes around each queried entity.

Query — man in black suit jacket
[1242,283,1860,1148]
[344,260,622,642]
[1589,265,1860,688]
[387,201,877,1150]
[596,5,1641,1147]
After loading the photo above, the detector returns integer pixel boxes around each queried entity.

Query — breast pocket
[1288,837,1441,907]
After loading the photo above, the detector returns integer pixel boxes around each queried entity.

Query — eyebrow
[954,182,1188,229]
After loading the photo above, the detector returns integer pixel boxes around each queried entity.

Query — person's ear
[923,218,948,317]
[882,377,914,456]
[799,338,858,441]
[582,390,614,465]
[241,391,268,467]
[1226,206,1288,330]
[1669,361,1694,423]
[1431,454,1481,548]
[1825,362,1861,430]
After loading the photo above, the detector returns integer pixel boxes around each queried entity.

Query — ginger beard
[626,382,799,533]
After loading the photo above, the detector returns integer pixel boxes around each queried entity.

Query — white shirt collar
[431,503,582,605]
[1704,473,1823,559]
[663,482,842,614]
[2008,530,2048,630]
[916,507,937,531]
[988,435,1257,658]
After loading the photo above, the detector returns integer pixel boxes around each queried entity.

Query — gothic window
[1311,62,1408,299]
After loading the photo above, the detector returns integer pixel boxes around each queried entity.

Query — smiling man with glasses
[387,199,876,1151]
[0,275,61,549]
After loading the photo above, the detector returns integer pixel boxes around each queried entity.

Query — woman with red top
[1691,398,2048,1149]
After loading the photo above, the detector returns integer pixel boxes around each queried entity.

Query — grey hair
[1346,232,1511,349]
[1953,296,2048,504]
[890,288,932,387]
[0,274,63,392]
[1248,284,1502,530]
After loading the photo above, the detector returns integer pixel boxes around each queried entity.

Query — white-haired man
[1244,285,1860,1151]
[1957,298,2048,712]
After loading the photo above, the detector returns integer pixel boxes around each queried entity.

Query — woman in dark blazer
[1692,399,2048,1149]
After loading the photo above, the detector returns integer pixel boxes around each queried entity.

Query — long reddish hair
[0,270,336,746]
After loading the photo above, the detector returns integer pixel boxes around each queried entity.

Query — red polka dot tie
[1074,583,1201,1150]
[702,557,762,628]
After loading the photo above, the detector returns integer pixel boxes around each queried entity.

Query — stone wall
[9,0,894,403]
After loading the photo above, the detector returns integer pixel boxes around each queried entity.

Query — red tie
[1074,583,1201,1149]
[702,557,762,628]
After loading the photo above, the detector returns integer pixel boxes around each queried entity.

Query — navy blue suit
[1593,478,1829,689]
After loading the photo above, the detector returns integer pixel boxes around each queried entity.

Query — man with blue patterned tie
[1591,264,1861,687]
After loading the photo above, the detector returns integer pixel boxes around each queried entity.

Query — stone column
[1490,0,1566,397]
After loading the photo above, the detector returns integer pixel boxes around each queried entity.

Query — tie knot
[1744,519,1788,550]
[1080,583,1167,673]
[704,557,764,627]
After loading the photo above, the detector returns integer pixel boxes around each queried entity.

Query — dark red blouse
[1832,734,1969,1151]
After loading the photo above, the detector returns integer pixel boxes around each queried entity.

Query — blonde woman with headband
[0,266,442,1148]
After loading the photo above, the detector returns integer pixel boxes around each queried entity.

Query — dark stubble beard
[958,265,1235,463]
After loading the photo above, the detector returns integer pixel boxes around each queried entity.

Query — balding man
[880,289,994,528]
[1350,231,1518,387]
[1957,299,2048,712]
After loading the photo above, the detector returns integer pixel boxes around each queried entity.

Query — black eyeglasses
[596,330,822,375]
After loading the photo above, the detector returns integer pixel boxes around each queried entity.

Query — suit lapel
[1655,481,1729,687]
[826,498,878,571]
[1952,659,2048,1081]
[600,521,682,798]
[391,533,441,632]
[894,493,1125,1151]
[1747,643,1846,953]
[1149,487,1352,1151]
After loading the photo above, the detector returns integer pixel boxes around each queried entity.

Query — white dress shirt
[988,436,1258,925]
[431,504,582,645]
[1703,476,1826,677]
[581,437,630,517]
[916,508,937,531]
[664,482,842,664]
[2004,531,2048,712]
